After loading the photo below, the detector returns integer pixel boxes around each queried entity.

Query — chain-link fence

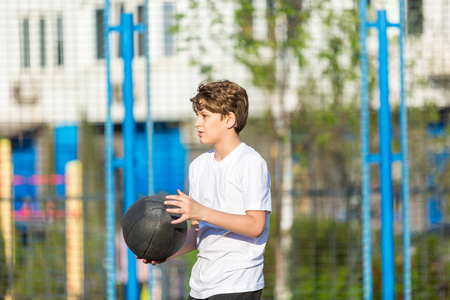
[0,0,448,299]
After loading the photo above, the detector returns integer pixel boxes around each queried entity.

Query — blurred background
[0,0,448,299]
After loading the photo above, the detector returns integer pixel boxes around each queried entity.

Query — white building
[0,0,275,140]
[0,1,448,135]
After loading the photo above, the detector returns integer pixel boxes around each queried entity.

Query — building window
[56,16,64,65]
[40,19,46,67]
[266,0,275,18]
[286,0,302,42]
[163,2,176,56]
[96,9,105,59]
[118,3,124,57]
[238,0,253,39]
[137,5,145,57]
[266,0,275,41]
[21,19,30,68]
[407,0,423,36]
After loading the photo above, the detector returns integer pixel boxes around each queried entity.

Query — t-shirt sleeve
[241,156,272,213]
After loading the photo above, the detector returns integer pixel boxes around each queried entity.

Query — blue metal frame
[105,4,147,299]
[398,1,411,299]
[358,0,372,298]
[144,0,155,295]
[371,11,395,299]
[104,1,116,299]
[120,13,139,300]
[359,2,411,299]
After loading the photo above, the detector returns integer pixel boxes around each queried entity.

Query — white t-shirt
[188,142,272,299]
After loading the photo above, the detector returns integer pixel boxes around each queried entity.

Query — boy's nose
[194,117,201,127]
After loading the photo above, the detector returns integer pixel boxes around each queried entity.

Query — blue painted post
[358,0,373,299]
[120,13,139,300]
[377,11,395,300]
[107,10,147,299]
[398,1,411,299]
[104,1,116,299]
[144,0,155,296]
[361,3,411,300]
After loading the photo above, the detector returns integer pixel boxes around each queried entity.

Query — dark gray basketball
[122,195,187,261]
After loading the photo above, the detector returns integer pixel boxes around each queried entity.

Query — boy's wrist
[198,206,210,223]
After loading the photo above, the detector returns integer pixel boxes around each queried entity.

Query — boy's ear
[225,112,237,129]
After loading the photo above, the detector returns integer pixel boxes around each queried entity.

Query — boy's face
[194,108,230,145]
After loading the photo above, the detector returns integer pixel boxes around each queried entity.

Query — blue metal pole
[144,0,155,297]
[144,3,152,197]
[104,1,116,299]
[358,0,373,299]
[377,10,395,300]
[398,1,411,299]
[121,13,139,300]
[144,1,155,297]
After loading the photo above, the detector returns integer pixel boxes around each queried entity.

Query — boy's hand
[165,189,206,224]
[135,255,166,266]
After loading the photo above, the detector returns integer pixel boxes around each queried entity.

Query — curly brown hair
[190,80,249,134]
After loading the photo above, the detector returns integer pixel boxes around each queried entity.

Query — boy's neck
[213,134,242,162]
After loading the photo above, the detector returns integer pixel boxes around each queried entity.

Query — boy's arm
[201,209,267,238]
[166,190,267,238]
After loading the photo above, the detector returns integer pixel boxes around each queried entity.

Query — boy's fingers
[171,216,188,224]
[166,191,188,200]
[164,200,181,206]
[166,208,182,215]
[165,195,182,202]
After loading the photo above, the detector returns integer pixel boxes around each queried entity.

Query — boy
[140,80,271,300]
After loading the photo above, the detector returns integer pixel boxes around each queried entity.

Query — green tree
[176,1,312,296]
[290,217,363,299]
[80,116,107,296]
[173,1,450,299]
[174,0,375,297]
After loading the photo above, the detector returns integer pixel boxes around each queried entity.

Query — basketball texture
[122,195,187,261]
